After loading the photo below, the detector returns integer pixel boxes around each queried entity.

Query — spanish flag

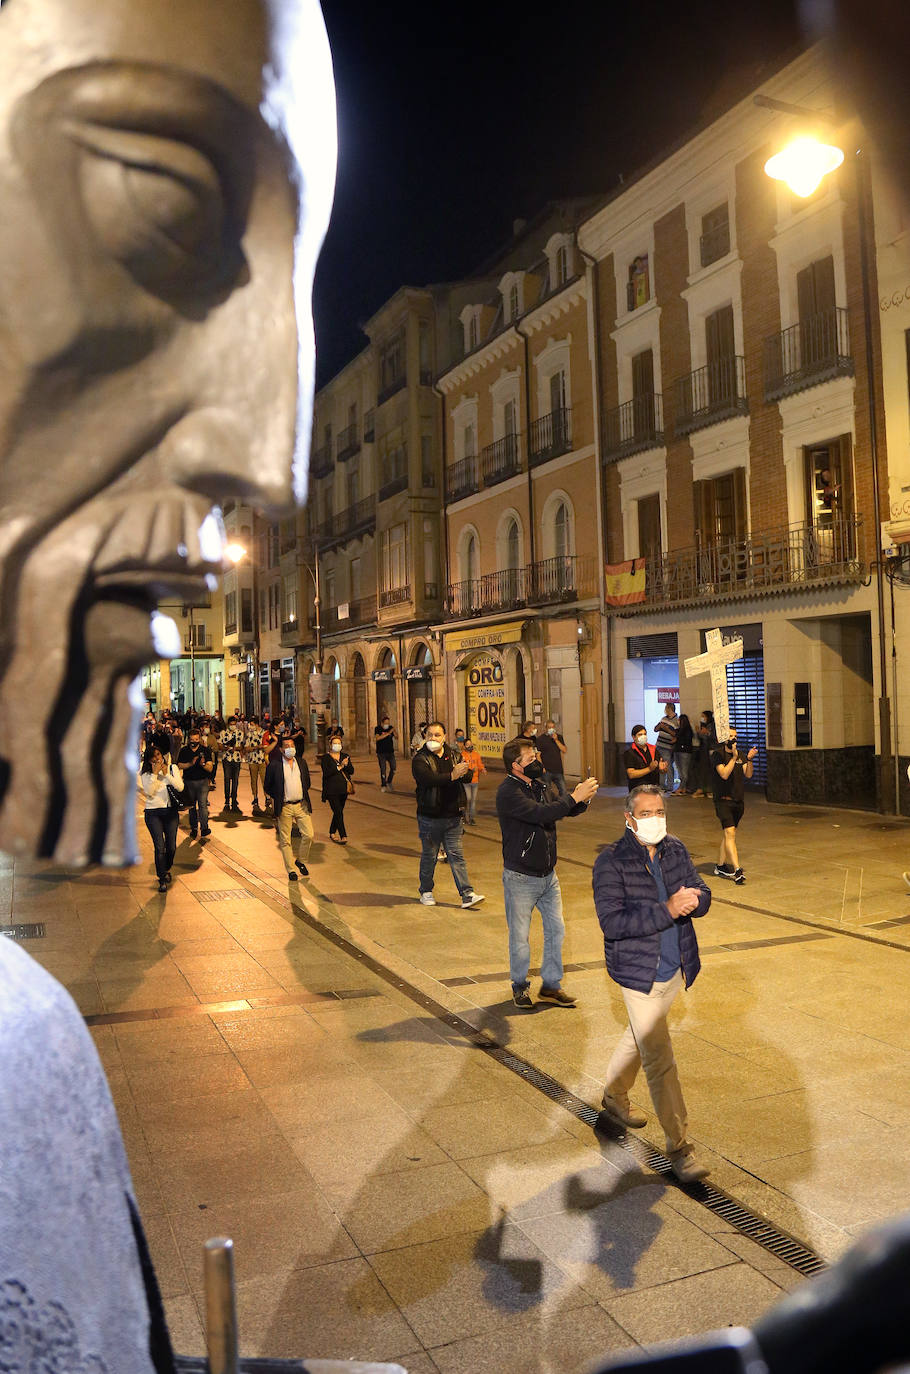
[604,558,646,606]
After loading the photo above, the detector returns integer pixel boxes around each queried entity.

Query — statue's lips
[85,492,226,610]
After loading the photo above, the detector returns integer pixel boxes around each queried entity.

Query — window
[350,556,362,600]
[284,577,298,624]
[269,581,281,629]
[379,330,406,397]
[240,588,253,634]
[224,589,236,629]
[700,203,730,267]
[419,322,432,383]
[508,282,520,322]
[464,531,479,584]
[346,462,359,507]
[468,313,479,351]
[554,501,570,560]
[380,522,408,591]
[555,243,570,287]
[705,304,736,406]
[268,524,280,567]
[627,255,650,312]
[324,568,336,609]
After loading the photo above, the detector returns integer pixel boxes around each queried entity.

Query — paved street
[5,757,910,1369]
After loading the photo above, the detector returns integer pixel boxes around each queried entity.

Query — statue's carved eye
[65,122,244,299]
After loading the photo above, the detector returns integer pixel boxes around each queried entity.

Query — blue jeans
[548,772,568,797]
[657,749,675,791]
[183,778,210,833]
[503,868,565,990]
[417,816,472,898]
[464,782,478,821]
[378,753,395,786]
[144,806,178,882]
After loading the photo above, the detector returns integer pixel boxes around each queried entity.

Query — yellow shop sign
[444,621,524,653]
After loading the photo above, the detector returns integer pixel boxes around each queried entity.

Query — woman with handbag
[139,741,184,891]
[320,737,354,844]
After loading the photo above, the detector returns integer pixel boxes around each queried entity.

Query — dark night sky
[313,0,805,389]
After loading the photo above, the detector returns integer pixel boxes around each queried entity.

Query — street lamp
[758,93,893,812]
[298,543,326,754]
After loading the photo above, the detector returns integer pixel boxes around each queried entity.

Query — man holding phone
[496,737,599,1009]
[176,725,214,840]
[711,727,758,884]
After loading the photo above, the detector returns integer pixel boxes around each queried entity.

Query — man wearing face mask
[497,737,599,1008]
[592,784,711,1182]
[264,737,313,880]
[412,722,484,908]
[710,727,758,884]
[623,724,667,787]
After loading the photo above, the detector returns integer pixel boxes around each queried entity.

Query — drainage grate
[194,889,255,902]
[1,923,46,940]
[205,843,828,1279]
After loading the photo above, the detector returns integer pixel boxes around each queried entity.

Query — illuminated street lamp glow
[224,542,247,564]
[763,136,844,198]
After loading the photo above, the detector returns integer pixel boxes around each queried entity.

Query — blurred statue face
[0,0,336,864]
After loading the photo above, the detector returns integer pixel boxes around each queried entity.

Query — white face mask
[628,815,667,846]
[633,734,647,748]
[331,742,341,753]
[283,747,295,759]
[426,739,443,753]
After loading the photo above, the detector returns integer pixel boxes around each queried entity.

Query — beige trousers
[248,760,267,798]
[604,970,688,1154]
[276,801,313,873]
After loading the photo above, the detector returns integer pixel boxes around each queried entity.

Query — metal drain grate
[194,889,255,902]
[1,923,46,940]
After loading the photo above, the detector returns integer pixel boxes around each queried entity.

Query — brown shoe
[537,985,576,1006]
[669,1149,710,1183]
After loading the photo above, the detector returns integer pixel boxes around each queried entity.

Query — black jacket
[496,774,585,876]
[412,745,466,818]
[264,755,312,813]
[320,751,354,802]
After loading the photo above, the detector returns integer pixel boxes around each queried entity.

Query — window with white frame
[380,523,408,592]
[554,501,570,560]
[284,577,298,625]
[461,529,479,584]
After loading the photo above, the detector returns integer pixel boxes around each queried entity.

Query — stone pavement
[5,755,910,1370]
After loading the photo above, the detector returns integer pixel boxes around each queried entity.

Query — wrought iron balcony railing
[379,584,411,608]
[184,635,212,653]
[529,406,572,467]
[631,516,864,612]
[378,469,408,502]
[446,454,479,503]
[377,373,406,405]
[336,421,360,462]
[323,495,375,547]
[602,394,664,464]
[444,554,595,618]
[673,356,747,435]
[325,595,378,631]
[763,307,853,402]
[481,433,522,486]
[310,443,333,479]
[224,621,238,637]
[280,618,302,643]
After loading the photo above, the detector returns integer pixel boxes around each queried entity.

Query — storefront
[405,660,433,738]
[372,658,397,726]
[445,621,526,762]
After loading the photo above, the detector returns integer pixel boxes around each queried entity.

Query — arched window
[554,500,570,561]
[465,532,479,584]
[506,519,520,569]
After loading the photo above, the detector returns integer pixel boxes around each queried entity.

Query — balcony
[280,617,303,645]
[673,356,747,435]
[378,467,408,502]
[379,584,411,608]
[336,421,360,462]
[602,394,664,464]
[323,496,376,548]
[529,407,572,467]
[481,434,522,486]
[324,594,378,631]
[631,516,864,613]
[444,554,595,618]
[377,372,406,406]
[445,455,479,503]
[310,443,333,479]
[224,621,237,637]
[763,307,853,402]
[184,635,212,653]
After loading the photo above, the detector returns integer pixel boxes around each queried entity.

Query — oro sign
[466,654,507,755]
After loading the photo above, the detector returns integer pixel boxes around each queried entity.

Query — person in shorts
[710,727,757,884]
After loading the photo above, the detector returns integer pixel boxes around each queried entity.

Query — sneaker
[512,985,534,1009]
[295,860,309,876]
[189,829,198,840]
[669,1150,711,1183]
[537,985,577,1007]
[380,784,387,792]
[713,863,735,879]
[158,880,168,893]
[419,891,437,906]
[200,829,212,838]
[461,892,485,909]
[599,1093,648,1129]
[287,870,299,882]
[733,868,746,884]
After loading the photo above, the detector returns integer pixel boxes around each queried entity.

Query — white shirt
[282,757,303,803]
[139,762,183,810]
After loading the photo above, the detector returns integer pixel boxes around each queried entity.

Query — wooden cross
[683,628,744,742]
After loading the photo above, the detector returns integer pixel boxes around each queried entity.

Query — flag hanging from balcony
[604,558,646,606]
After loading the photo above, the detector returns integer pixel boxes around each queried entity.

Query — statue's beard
[0,490,221,866]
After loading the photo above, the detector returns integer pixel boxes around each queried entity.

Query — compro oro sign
[465,654,507,755]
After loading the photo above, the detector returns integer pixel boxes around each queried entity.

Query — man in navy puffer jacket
[593,783,712,1182]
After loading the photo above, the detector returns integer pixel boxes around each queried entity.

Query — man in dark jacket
[592,783,711,1182]
[497,737,599,1009]
[412,722,485,909]
[264,736,312,880]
